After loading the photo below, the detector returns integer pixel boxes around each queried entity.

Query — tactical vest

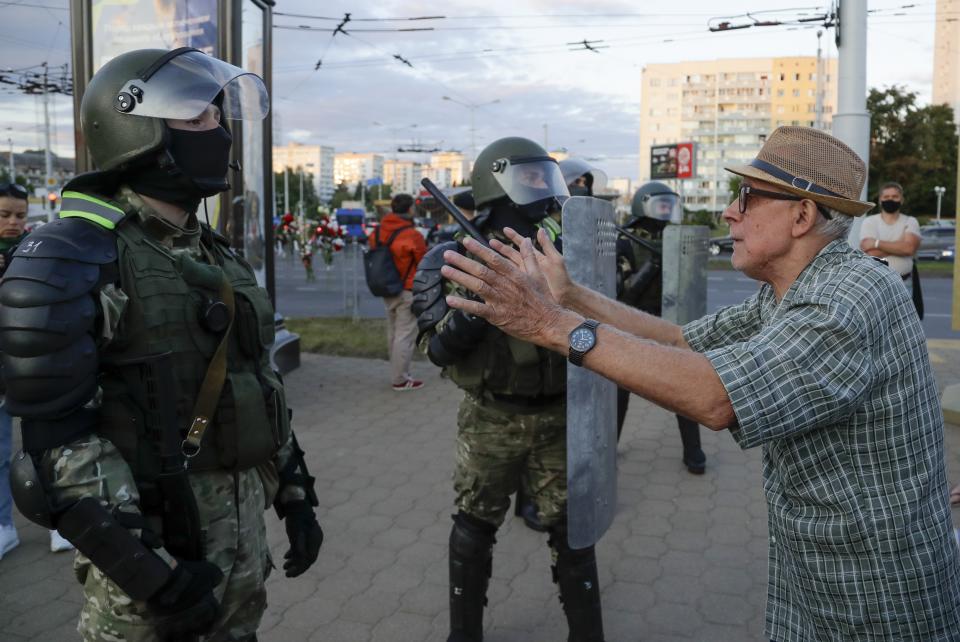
[60,191,289,487]
[445,216,566,399]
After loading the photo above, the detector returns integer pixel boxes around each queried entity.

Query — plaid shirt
[684,239,960,641]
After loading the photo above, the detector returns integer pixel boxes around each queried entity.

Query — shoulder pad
[59,191,126,230]
[411,241,460,331]
[203,224,232,248]
[13,217,117,265]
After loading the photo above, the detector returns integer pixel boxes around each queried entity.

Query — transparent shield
[491,157,569,205]
[120,49,269,121]
[561,196,619,549]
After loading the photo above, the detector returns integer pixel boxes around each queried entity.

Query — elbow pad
[412,240,460,335]
[428,311,487,367]
[0,217,118,419]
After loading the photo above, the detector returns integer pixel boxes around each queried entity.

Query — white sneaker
[49,530,74,553]
[0,524,19,560]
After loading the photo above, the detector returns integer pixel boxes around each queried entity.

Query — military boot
[677,415,706,474]
[448,512,497,642]
[550,528,605,642]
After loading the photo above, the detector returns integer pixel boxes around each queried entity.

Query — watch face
[570,327,596,352]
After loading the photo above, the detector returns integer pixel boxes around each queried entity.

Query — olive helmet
[558,157,608,196]
[630,180,682,224]
[80,47,269,171]
[470,136,569,210]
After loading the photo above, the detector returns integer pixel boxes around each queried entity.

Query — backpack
[364,224,415,297]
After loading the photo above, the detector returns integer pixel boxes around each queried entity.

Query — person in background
[372,193,428,391]
[0,182,73,557]
[859,182,921,291]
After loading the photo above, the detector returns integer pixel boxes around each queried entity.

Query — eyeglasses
[0,182,28,200]
[738,184,831,220]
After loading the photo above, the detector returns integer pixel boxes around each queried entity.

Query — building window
[792,89,800,97]
[794,73,800,81]
[779,73,785,81]
[777,89,785,97]
[650,78,661,86]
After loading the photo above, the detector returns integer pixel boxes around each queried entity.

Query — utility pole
[815,30,825,130]
[42,64,54,221]
[7,136,13,181]
[935,185,946,221]
[831,0,871,246]
[441,97,500,160]
[283,166,290,215]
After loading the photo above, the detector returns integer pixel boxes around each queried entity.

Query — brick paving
[2,340,960,642]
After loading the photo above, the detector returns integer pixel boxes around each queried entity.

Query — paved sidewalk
[3,342,960,641]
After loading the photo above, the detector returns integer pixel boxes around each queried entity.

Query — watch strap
[568,318,600,367]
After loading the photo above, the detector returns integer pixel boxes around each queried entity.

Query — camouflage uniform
[23,188,305,642]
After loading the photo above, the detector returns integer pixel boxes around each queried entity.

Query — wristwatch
[568,319,600,367]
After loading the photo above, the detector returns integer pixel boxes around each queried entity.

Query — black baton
[420,178,490,248]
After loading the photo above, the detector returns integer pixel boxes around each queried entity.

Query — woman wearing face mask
[858,182,922,292]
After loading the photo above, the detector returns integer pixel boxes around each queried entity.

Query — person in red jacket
[370,193,428,390]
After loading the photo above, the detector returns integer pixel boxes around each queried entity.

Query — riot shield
[661,225,709,325]
[561,196,618,549]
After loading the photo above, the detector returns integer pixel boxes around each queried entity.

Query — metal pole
[7,137,14,181]
[42,65,54,222]
[832,0,871,246]
[711,68,719,215]
[936,187,944,221]
[815,30,825,130]
[283,167,289,214]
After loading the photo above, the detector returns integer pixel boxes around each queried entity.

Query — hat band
[749,159,843,199]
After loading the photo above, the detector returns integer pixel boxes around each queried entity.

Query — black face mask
[880,199,901,214]
[569,185,591,197]
[126,125,233,213]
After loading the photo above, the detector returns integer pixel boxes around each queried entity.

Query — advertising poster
[91,0,218,70]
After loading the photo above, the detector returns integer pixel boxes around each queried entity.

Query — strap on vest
[58,191,126,230]
[180,245,236,460]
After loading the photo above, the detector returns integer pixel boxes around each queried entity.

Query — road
[274,246,959,340]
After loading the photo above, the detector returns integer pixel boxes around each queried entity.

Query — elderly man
[440,127,960,641]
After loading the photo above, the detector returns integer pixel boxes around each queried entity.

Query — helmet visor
[643,192,682,223]
[559,158,608,193]
[491,156,569,206]
[119,49,269,121]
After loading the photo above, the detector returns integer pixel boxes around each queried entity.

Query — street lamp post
[935,185,946,222]
[441,96,501,160]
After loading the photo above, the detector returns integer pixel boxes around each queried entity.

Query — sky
[0,0,946,180]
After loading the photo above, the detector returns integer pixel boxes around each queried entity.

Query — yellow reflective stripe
[59,210,118,230]
[539,217,561,241]
[61,191,124,216]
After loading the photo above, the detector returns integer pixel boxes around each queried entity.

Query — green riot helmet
[559,157,608,197]
[471,136,569,221]
[630,181,682,229]
[80,47,269,172]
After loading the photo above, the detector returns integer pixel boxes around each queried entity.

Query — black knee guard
[549,525,606,642]
[448,511,497,642]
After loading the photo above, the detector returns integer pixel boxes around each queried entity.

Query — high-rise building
[334,152,385,189]
[638,56,837,213]
[272,143,336,203]
[421,165,453,189]
[383,159,424,195]
[429,151,469,186]
[933,0,960,124]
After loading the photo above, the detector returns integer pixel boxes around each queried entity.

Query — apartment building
[638,56,837,213]
[334,152,385,189]
[933,0,960,124]
[383,159,424,195]
[429,151,469,186]
[272,143,336,203]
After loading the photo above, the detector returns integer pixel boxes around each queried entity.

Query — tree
[273,169,321,216]
[867,86,958,218]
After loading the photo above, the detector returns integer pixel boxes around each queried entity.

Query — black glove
[147,559,224,640]
[282,500,324,578]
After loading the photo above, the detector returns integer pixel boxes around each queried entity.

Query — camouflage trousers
[76,468,273,642]
[453,393,567,529]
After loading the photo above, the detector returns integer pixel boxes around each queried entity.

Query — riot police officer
[413,137,605,642]
[559,157,608,198]
[617,181,706,473]
[1,48,323,640]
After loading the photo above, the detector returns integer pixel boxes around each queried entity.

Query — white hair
[814,208,852,241]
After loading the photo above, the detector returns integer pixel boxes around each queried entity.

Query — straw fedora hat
[725,126,874,216]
